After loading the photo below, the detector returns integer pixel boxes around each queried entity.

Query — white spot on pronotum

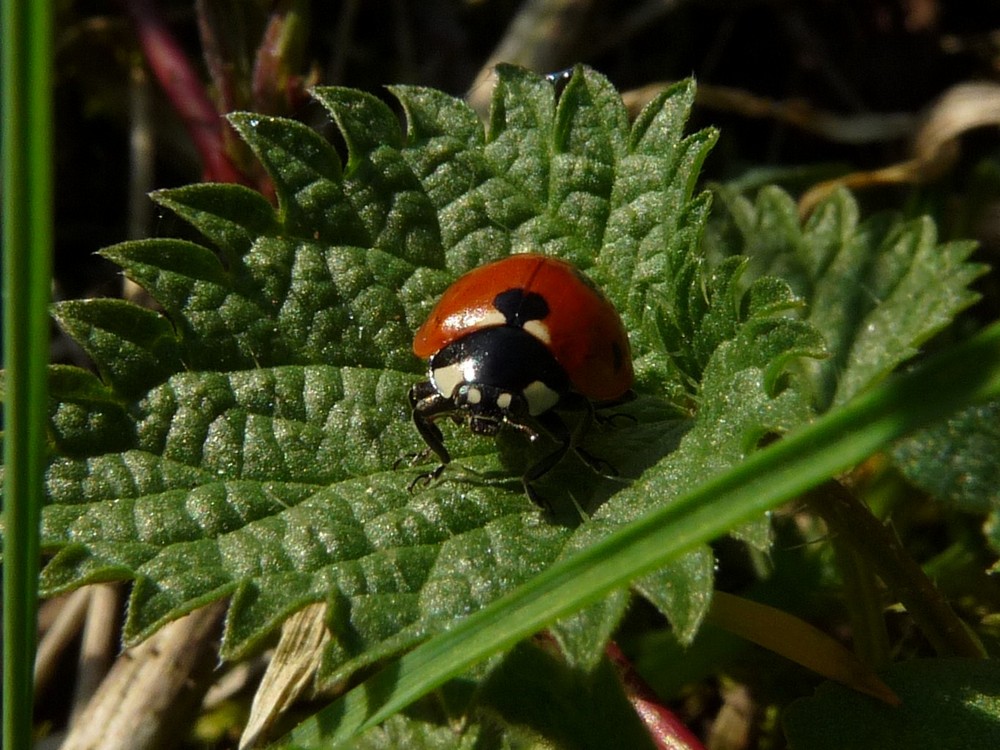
[496,392,513,410]
[523,381,560,416]
[466,387,482,404]
[523,320,551,345]
[432,362,468,398]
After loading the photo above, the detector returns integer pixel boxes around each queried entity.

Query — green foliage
[0,64,991,745]
[351,714,499,750]
[473,642,657,750]
[284,322,1000,747]
[26,66,752,676]
[784,659,1000,749]
[712,184,985,410]
[893,399,1000,555]
[349,643,660,750]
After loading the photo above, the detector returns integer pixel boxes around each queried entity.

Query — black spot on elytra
[494,288,550,327]
[611,341,624,373]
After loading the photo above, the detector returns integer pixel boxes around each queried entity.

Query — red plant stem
[124,0,247,184]
[606,642,706,750]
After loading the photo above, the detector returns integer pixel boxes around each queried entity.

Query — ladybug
[409,253,633,506]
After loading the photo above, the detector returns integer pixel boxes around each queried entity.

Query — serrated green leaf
[832,216,981,404]
[713,185,986,410]
[551,552,716,671]
[602,310,822,552]
[100,236,286,371]
[13,65,838,698]
[634,546,715,645]
[310,88,443,267]
[36,363,575,664]
[485,65,556,211]
[44,364,123,405]
[313,87,404,162]
[893,399,1000,556]
[601,81,717,341]
[280,322,1000,747]
[105,237,228,284]
[227,112,360,245]
[351,712,493,750]
[892,399,1000,515]
[477,642,658,750]
[784,659,1000,749]
[542,272,825,659]
[28,365,135,457]
[390,84,491,271]
[52,298,183,398]
[151,183,280,264]
[549,583,629,671]
[48,402,136,458]
[390,84,484,148]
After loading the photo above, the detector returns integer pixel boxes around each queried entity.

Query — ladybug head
[428,324,569,427]
[451,381,529,436]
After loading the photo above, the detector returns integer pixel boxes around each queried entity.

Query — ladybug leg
[408,381,455,490]
[592,389,637,428]
[574,446,619,477]
[521,410,573,509]
[593,409,637,429]
[560,396,619,477]
[534,396,620,483]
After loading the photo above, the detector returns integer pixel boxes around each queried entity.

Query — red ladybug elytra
[409,253,633,506]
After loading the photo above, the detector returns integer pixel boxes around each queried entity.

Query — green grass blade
[1,0,53,746]
[281,320,1000,748]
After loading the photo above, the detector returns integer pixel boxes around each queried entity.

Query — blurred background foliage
[54,0,1000,308]
[39,2,1000,748]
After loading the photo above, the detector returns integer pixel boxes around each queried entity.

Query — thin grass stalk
[2,0,54,746]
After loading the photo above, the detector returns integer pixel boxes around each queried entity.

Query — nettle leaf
[14,66,828,689]
[349,639,659,750]
[350,713,489,750]
[784,658,1000,750]
[476,642,658,750]
[551,267,825,663]
[892,399,1000,556]
[712,185,986,410]
[52,299,184,399]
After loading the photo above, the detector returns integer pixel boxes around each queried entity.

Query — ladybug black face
[407,323,575,504]
[428,325,570,423]
[453,382,526,436]
[409,321,572,460]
